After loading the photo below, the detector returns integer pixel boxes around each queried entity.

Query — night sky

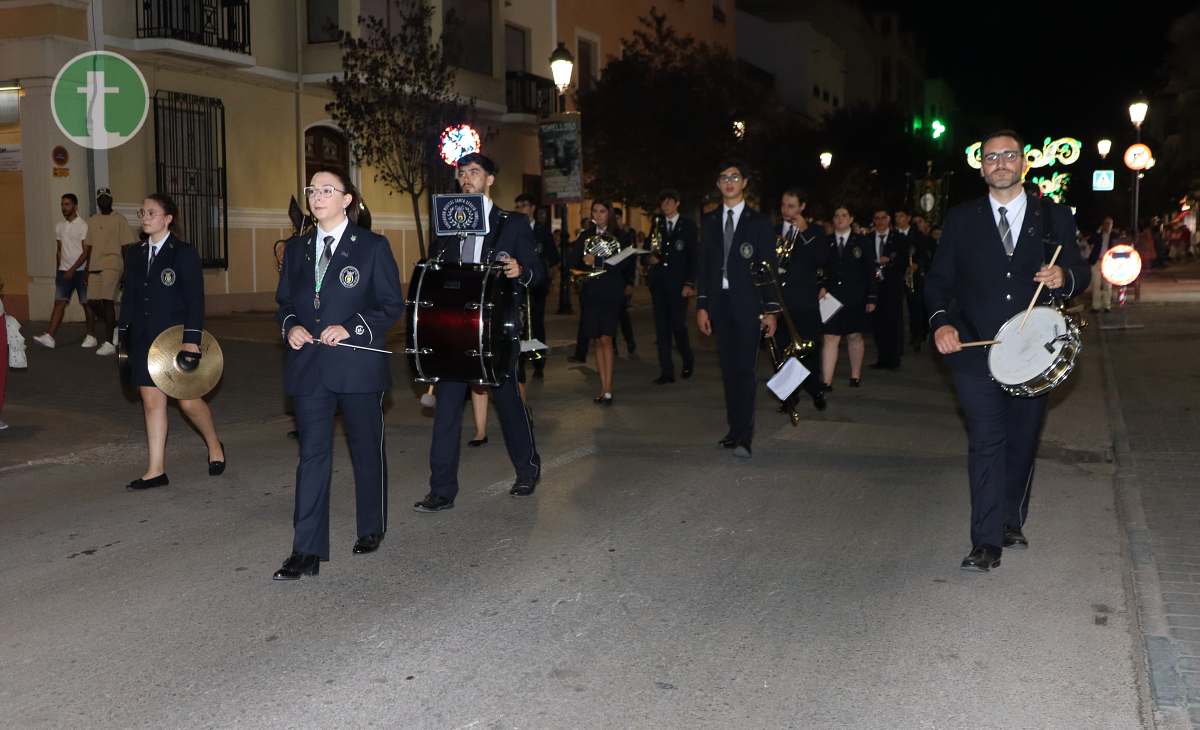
[875,1,1194,145]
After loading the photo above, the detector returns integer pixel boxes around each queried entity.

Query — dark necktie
[667,220,674,236]
[146,245,157,274]
[723,210,735,270]
[998,207,1015,255]
[838,235,845,253]
[318,235,334,280]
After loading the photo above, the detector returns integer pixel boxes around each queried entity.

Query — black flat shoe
[812,393,827,411]
[681,365,694,379]
[653,375,675,385]
[273,552,320,580]
[593,394,613,405]
[960,545,1002,573]
[849,378,862,388]
[413,493,455,513]
[822,382,833,393]
[127,473,169,490]
[1003,527,1028,550]
[208,441,226,476]
[467,436,489,447]
[352,533,383,554]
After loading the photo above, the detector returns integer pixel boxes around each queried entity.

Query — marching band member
[775,189,828,412]
[645,189,697,384]
[695,161,778,459]
[273,170,404,579]
[119,193,224,491]
[927,130,1089,572]
[820,207,877,390]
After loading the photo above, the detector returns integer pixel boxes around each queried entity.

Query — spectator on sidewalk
[34,194,95,349]
[86,187,131,356]
[1087,216,1116,312]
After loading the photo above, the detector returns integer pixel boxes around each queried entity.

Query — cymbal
[147,325,224,399]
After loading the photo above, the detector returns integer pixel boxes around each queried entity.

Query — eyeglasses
[718,174,743,183]
[137,209,162,220]
[304,185,347,200]
[982,150,1021,164]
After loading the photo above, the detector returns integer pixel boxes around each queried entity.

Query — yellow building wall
[0,4,87,41]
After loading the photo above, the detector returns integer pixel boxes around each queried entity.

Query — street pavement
[0,293,1146,728]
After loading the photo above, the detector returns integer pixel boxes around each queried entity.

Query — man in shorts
[85,187,130,356]
[33,193,94,349]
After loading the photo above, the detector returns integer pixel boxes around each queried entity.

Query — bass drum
[405,260,519,386]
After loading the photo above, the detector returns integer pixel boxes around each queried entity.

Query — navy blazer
[696,205,780,321]
[821,232,878,308]
[777,223,828,312]
[429,205,542,290]
[276,223,405,396]
[118,234,204,346]
[532,221,560,276]
[925,193,1090,374]
[646,215,699,291]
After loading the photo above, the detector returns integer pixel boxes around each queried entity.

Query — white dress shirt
[315,217,350,261]
[988,190,1028,250]
[462,197,494,263]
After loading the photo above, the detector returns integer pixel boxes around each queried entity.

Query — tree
[577,9,766,213]
[327,0,471,257]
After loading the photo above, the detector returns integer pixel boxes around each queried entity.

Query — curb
[1099,325,1193,729]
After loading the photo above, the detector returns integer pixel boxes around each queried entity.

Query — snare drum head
[988,307,1069,385]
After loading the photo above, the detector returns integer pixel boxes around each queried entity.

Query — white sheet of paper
[819,292,843,323]
[604,246,648,266]
[768,356,811,401]
[520,338,548,353]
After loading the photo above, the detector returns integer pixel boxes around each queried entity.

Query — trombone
[751,259,815,426]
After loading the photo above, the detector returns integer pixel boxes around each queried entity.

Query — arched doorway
[304,125,350,183]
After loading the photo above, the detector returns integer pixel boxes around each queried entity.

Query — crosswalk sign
[1092,170,1115,192]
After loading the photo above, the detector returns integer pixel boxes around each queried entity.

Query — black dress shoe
[960,545,1002,572]
[733,442,753,459]
[718,435,736,448]
[352,533,383,554]
[849,377,862,387]
[127,473,169,490]
[1003,527,1028,550]
[208,441,226,476]
[812,392,827,411]
[273,552,320,580]
[413,493,455,513]
[653,375,675,385]
[681,364,694,379]
[467,436,489,447]
[510,477,538,497]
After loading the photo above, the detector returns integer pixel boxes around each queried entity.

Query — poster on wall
[0,144,20,172]
[538,113,582,204]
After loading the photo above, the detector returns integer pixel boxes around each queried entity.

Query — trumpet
[647,215,665,258]
[569,227,622,283]
[905,245,917,293]
[751,260,815,426]
[776,227,797,271]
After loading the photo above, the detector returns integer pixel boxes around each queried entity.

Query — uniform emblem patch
[340,266,360,288]
[739,243,754,259]
[852,246,862,259]
[675,240,685,252]
[354,324,365,336]
[160,268,176,286]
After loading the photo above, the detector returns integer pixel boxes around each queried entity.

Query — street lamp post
[1097,138,1112,159]
[1129,97,1148,238]
[549,42,575,314]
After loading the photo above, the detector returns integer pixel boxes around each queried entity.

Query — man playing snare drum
[925,129,1089,573]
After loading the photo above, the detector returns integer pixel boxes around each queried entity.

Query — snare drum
[987,305,1083,397]
[405,260,519,386]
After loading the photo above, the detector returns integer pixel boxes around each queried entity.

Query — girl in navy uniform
[820,206,878,389]
[119,193,225,490]
[567,200,635,405]
[273,170,404,580]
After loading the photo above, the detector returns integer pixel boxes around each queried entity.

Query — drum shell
[987,306,1083,397]
[405,261,518,386]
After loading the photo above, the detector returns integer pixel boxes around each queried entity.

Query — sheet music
[604,246,648,266]
[767,356,810,401]
[819,292,843,323]
[520,339,548,353]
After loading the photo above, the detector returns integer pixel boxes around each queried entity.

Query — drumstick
[314,340,393,355]
[1018,244,1063,333]
[959,339,1000,348]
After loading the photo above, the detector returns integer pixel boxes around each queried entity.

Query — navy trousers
[952,369,1048,550]
[292,388,388,560]
[711,293,762,444]
[651,285,693,378]
[430,377,540,500]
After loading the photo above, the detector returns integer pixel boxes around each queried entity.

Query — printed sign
[433,193,488,237]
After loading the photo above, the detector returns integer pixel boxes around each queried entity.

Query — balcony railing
[137,0,252,56]
[505,72,557,117]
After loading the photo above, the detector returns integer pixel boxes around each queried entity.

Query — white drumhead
[988,307,1070,385]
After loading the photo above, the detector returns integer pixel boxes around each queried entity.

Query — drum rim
[988,306,1069,385]
[411,263,432,383]
[993,312,1083,396]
